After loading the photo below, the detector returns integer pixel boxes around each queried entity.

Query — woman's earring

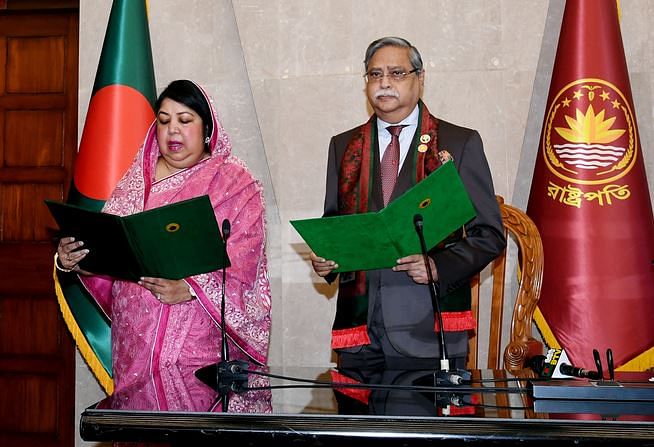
[204,136,210,144]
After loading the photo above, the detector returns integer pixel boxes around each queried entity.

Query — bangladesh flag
[54,0,156,394]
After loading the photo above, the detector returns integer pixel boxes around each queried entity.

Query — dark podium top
[80,363,654,446]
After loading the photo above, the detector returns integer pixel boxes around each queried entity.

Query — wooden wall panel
[4,110,64,166]
[0,373,58,432]
[0,296,59,355]
[0,6,78,447]
[0,244,60,295]
[0,183,62,241]
[6,37,65,93]
[0,36,5,93]
[0,37,4,171]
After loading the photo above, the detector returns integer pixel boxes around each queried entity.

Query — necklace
[156,154,211,181]
[156,157,187,181]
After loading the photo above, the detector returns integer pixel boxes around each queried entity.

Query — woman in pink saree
[56,80,271,410]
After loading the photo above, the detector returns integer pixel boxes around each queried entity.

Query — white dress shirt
[376,104,420,169]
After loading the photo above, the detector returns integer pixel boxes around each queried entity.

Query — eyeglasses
[364,68,420,82]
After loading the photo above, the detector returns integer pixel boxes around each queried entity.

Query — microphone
[413,213,424,231]
[529,348,601,380]
[413,214,470,386]
[221,218,231,241]
[559,363,600,380]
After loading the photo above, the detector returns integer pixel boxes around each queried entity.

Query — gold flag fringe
[616,346,654,372]
[533,306,561,350]
[53,263,114,395]
[535,306,652,371]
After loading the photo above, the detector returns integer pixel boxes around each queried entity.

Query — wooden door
[0,6,78,447]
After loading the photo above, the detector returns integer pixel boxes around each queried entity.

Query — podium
[80,366,654,446]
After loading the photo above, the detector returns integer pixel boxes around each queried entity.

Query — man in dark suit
[311,37,506,370]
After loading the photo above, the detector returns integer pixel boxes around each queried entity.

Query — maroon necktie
[380,125,406,205]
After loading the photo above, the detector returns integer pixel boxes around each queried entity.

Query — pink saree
[80,86,271,408]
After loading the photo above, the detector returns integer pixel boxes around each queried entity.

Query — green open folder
[290,161,476,272]
[45,195,229,281]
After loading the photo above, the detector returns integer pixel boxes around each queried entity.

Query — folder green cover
[45,195,229,281]
[290,161,476,272]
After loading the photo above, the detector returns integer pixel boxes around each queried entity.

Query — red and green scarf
[332,101,475,349]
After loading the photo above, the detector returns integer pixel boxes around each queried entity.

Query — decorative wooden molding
[468,196,544,372]
[500,199,544,372]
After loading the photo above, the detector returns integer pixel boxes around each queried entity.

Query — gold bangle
[54,253,73,273]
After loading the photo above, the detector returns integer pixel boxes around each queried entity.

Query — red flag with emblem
[527,0,654,371]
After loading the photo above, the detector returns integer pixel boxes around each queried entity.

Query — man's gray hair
[364,37,424,72]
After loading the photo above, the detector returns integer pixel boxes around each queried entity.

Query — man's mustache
[373,89,399,99]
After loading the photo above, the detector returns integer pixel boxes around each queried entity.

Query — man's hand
[393,254,438,284]
[310,252,338,277]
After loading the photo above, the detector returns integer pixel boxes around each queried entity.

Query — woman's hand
[138,277,196,305]
[56,237,90,273]
[310,252,338,277]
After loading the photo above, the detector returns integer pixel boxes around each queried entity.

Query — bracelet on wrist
[184,279,198,300]
[54,253,73,273]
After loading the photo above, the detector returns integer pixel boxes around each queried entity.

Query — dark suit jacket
[323,117,506,359]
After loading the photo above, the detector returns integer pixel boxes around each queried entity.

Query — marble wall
[76,1,654,444]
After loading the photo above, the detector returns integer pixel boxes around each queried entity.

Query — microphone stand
[221,219,230,369]
[413,214,471,390]
[215,219,248,411]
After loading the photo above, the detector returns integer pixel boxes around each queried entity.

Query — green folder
[290,161,476,272]
[45,195,229,281]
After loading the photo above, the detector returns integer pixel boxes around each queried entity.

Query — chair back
[466,196,544,372]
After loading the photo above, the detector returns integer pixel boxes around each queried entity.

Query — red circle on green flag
[74,84,155,200]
